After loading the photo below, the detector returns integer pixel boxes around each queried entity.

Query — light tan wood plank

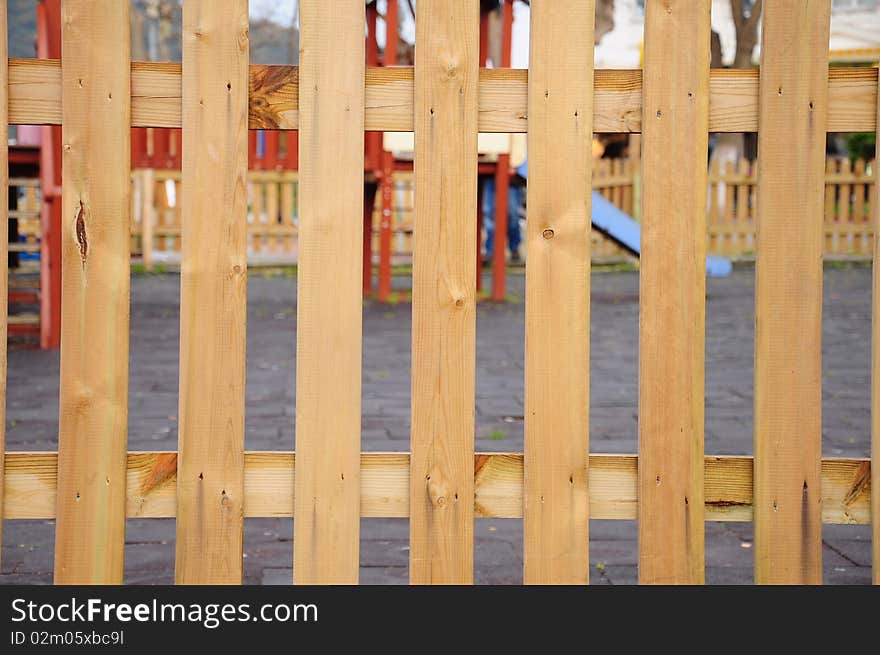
[175,0,249,584]
[523,0,593,585]
[54,0,131,584]
[0,0,7,567]
[293,0,365,585]
[8,59,877,133]
[754,1,830,585]
[638,0,709,585]
[140,168,154,272]
[410,0,479,584]
[873,56,880,585]
[3,452,870,525]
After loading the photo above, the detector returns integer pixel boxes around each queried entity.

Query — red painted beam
[377,150,394,302]
[37,0,61,349]
[363,182,377,296]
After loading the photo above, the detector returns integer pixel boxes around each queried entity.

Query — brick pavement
[1,265,872,584]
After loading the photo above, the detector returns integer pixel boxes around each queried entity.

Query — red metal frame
[37,0,62,349]
[30,0,516,333]
[491,0,515,302]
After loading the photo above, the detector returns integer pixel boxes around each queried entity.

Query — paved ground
[1,265,873,584]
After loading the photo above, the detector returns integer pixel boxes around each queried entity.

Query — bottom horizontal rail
[2,451,870,524]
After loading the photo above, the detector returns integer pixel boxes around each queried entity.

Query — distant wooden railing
[708,157,876,258]
[14,157,879,264]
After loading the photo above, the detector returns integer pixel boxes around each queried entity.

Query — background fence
[0,0,878,585]
[18,155,871,265]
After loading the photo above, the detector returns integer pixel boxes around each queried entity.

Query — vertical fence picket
[754,1,830,584]
[410,0,479,584]
[523,0,594,585]
[0,0,7,566]
[825,158,837,254]
[293,0,365,585]
[873,70,880,585]
[54,0,131,584]
[175,0,249,584]
[638,0,709,585]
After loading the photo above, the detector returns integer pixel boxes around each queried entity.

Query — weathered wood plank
[175,0,249,584]
[293,0,365,585]
[638,0,710,585]
[7,59,877,133]
[523,0,593,585]
[410,0,479,584]
[3,452,870,524]
[54,0,131,584]
[754,1,831,585]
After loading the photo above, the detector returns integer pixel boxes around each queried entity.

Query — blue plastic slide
[516,160,732,277]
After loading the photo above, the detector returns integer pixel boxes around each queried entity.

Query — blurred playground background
[4,0,879,348]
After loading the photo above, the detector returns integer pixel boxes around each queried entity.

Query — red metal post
[169,128,182,169]
[363,183,377,295]
[501,0,513,68]
[491,0,515,302]
[385,0,398,66]
[378,150,394,302]
[131,128,148,169]
[476,182,484,293]
[248,131,258,169]
[364,8,382,175]
[479,9,489,64]
[263,131,279,170]
[152,128,172,169]
[492,154,510,302]
[37,0,62,349]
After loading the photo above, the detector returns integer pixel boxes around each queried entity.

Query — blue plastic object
[591,192,732,278]
[516,159,732,277]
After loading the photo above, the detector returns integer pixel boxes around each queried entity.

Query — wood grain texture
[293,0,365,585]
[754,1,831,585]
[7,59,877,133]
[3,452,870,526]
[54,0,131,584]
[410,0,479,584]
[523,0,593,585]
[873,60,880,585]
[638,0,710,585]
[175,0,249,584]
[0,0,7,567]
[139,168,154,272]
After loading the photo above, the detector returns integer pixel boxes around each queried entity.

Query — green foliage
[846,132,876,163]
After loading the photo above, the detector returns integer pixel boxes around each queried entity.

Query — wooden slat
[54,0,131,584]
[754,1,830,585]
[7,59,878,133]
[873,60,880,585]
[175,0,249,584]
[638,0,709,585]
[3,452,871,524]
[410,0,479,584]
[293,0,365,585]
[523,0,593,585]
[140,168,154,271]
[0,0,7,567]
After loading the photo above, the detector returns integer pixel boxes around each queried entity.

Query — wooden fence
[1,0,879,585]
[133,155,875,264]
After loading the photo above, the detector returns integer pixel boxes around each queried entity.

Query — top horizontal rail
[8,59,878,133]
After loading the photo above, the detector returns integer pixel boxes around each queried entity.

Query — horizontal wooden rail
[8,59,877,133]
[3,451,870,524]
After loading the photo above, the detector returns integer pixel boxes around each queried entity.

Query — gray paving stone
[2,267,874,584]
